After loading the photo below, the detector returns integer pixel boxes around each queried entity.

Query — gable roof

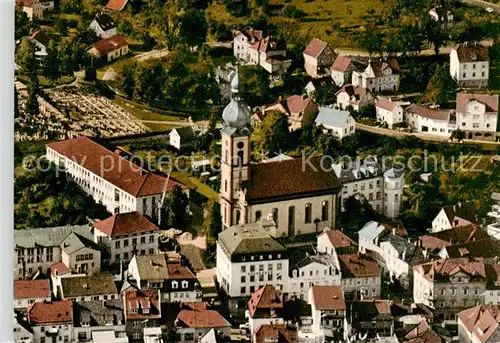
[358,221,386,241]
[486,264,500,290]
[27,300,73,325]
[248,285,283,318]
[452,43,489,62]
[61,274,117,298]
[414,257,486,282]
[376,98,400,111]
[314,106,352,129]
[254,324,298,343]
[308,76,334,90]
[349,299,392,322]
[338,253,381,278]
[73,300,124,327]
[331,55,352,72]
[176,308,230,328]
[134,254,196,281]
[285,95,315,114]
[170,126,197,140]
[106,0,128,11]
[93,212,159,237]
[47,137,185,197]
[304,38,329,58]
[456,93,498,113]
[124,289,161,320]
[243,155,342,203]
[15,224,92,249]
[14,279,51,299]
[309,285,345,310]
[441,201,477,224]
[90,34,128,56]
[232,29,263,41]
[404,319,443,343]
[336,84,369,101]
[443,238,500,259]
[420,224,488,253]
[406,104,450,121]
[458,305,500,343]
[60,232,101,255]
[94,13,116,31]
[321,229,356,248]
[29,29,50,47]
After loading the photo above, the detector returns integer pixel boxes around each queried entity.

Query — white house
[331,56,366,87]
[89,12,117,39]
[247,285,284,335]
[352,60,400,93]
[314,107,356,139]
[46,136,186,220]
[27,300,73,343]
[404,103,456,137]
[358,221,387,255]
[431,201,477,233]
[14,279,51,309]
[429,7,454,29]
[450,43,490,88]
[247,36,292,74]
[169,126,199,151]
[375,98,404,129]
[92,211,160,265]
[308,285,347,342]
[456,92,499,141]
[233,29,263,62]
[88,34,129,62]
[28,30,50,58]
[336,85,375,112]
[303,38,336,78]
[458,305,500,343]
[317,228,356,255]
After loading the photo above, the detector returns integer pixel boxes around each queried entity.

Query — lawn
[143,122,179,132]
[16,75,74,88]
[171,171,220,203]
[113,96,187,122]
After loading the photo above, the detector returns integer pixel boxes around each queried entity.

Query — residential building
[91,331,128,343]
[248,36,292,74]
[485,264,500,306]
[438,238,500,263]
[450,42,489,88]
[127,253,201,303]
[27,300,73,343]
[233,29,263,62]
[331,56,366,87]
[28,30,50,58]
[14,279,51,309]
[175,302,231,343]
[46,137,186,218]
[458,305,500,343]
[143,328,163,343]
[89,12,117,39]
[14,224,93,280]
[429,7,454,28]
[60,232,101,275]
[348,300,394,338]
[333,157,404,218]
[338,253,381,300]
[16,0,44,20]
[336,85,375,112]
[216,221,288,306]
[93,212,160,265]
[14,313,33,343]
[123,289,162,342]
[375,98,404,129]
[72,300,126,342]
[403,319,442,343]
[106,0,128,11]
[169,126,199,151]
[254,324,298,343]
[308,285,347,342]
[303,38,336,78]
[455,93,499,141]
[405,103,456,137]
[304,76,336,100]
[413,257,487,321]
[317,228,357,255]
[88,34,129,62]
[358,220,387,254]
[264,95,319,131]
[419,224,488,254]
[314,106,356,139]
[219,71,342,234]
[431,201,478,233]
[54,273,118,302]
[352,59,400,93]
[247,285,284,335]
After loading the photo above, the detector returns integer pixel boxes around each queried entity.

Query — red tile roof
[322,229,356,248]
[47,137,185,197]
[182,302,209,311]
[50,262,71,277]
[93,211,159,237]
[285,95,314,114]
[27,300,73,325]
[90,34,128,56]
[106,0,128,10]
[14,279,51,299]
[456,93,498,113]
[176,308,230,328]
[331,55,352,72]
[338,253,381,278]
[167,263,196,280]
[404,319,443,343]
[304,38,329,58]
[254,324,298,343]
[420,224,488,253]
[309,285,345,310]
[248,285,283,318]
[406,104,450,121]
[458,305,500,343]
[124,289,161,320]
[376,98,399,111]
[414,257,486,282]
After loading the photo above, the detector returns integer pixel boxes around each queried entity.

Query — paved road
[133,49,169,62]
[357,123,500,146]
[462,0,500,13]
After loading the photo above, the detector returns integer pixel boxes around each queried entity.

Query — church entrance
[288,206,295,236]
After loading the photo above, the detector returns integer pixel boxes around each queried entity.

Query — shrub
[282,5,305,18]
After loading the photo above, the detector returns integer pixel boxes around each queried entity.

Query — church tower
[220,68,251,228]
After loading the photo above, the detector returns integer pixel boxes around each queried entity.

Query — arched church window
[305,203,312,223]
[237,150,244,167]
[255,211,262,221]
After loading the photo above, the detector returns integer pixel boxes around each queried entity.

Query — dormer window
[182,281,189,289]
[172,281,178,289]
[143,308,150,314]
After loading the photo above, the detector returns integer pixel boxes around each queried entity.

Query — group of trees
[202,200,222,265]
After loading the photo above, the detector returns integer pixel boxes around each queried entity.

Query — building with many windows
[14,279,51,309]
[27,300,73,343]
[352,59,400,93]
[338,253,381,300]
[308,285,347,342]
[450,42,489,88]
[456,93,499,141]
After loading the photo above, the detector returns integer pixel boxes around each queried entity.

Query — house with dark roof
[403,318,442,343]
[123,289,162,342]
[46,136,186,222]
[339,253,381,300]
[431,201,478,233]
[248,36,292,74]
[308,285,346,342]
[73,300,126,342]
[336,84,375,112]
[455,93,498,141]
[303,38,337,78]
[27,300,73,343]
[485,264,500,306]
[168,126,199,151]
[438,238,500,263]
[28,29,50,57]
[254,324,298,343]
[264,95,319,131]
[458,305,500,343]
[429,6,454,29]
[88,34,129,62]
[450,42,490,88]
[331,55,367,87]
[419,224,489,254]
[93,212,160,265]
[175,302,231,343]
[304,76,336,102]
[90,12,118,39]
[404,103,456,137]
[247,285,284,334]
[54,273,118,302]
[348,299,394,339]
[14,279,51,309]
[352,59,400,93]
[127,253,200,303]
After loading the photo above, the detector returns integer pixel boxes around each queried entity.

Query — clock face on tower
[237,142,244,149]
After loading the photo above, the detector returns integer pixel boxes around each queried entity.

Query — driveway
[134,49,169,62]
[462,0,500,13]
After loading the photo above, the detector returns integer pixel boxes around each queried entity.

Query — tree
[422,15,446,55]
[423,63,457,107]
[315,131,341,157]
[121,62,136,98]
[17,38,37,72]
[134,60,165,103]
[161,185,189,228]
[178,9,207,49]
[239,65,270,107]
[359,28,383,57]
[14,87,20,119]
[43,41,61,84]
[450,128,466,142]
[223,0,250,17]
[252,110,290,156]
[26,70,40,118]
[15,10,30,40]
[203,200,222,239]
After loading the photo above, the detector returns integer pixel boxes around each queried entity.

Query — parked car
[486,7,494,12]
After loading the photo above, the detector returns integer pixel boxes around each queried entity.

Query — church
[219,70,343,237]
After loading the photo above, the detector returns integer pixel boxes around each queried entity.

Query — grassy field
[171,171,220,202]
[143,122,180,132]
[114,96,187,122]
[16,75,74,88]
